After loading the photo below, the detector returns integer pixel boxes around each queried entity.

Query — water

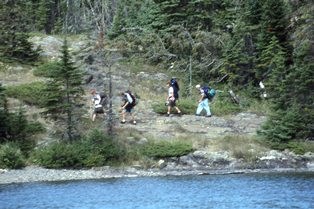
[0,172,313,209]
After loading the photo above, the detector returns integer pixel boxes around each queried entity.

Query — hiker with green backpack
[195,84,216,117]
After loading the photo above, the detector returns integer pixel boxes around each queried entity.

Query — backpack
[99,92,107,106]
[126,90,137,107]
[170,78,179,99]
[202,86,216,100]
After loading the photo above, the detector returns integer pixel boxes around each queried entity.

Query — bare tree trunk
[107,65,114,136]
[85,0,118,47]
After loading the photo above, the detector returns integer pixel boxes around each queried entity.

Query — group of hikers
[90,89,137,124]
[90,78,215,124]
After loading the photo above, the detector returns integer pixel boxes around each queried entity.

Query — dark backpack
[170,78,179,99]
[99,92,107,106]
[126,90,137,107]
[202,86,216,100]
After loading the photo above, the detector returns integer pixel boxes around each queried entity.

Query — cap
[195,84,201,89]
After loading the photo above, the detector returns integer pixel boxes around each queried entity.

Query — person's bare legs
[167,106,171,116]
[131,112,136,124]
[174,106,181,114]
[121,110,126,123]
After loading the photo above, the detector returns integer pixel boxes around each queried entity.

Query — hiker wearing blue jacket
[195,84,212,117]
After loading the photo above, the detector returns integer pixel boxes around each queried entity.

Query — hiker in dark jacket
[120,91,136,125]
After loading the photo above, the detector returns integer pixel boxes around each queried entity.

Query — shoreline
[1,166,313,185]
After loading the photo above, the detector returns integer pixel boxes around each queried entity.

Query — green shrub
[32,142,83,169]
[211,135,268,163]
[0,143,26,169]
[268,140,314,155]
[152,98,197,115]
[32,130,126,168]
[210,92,242,116]
[140,140,194,158]
[33,61,60,77]
[82,129,126,166]
[259,105,312,143]
[26,121,46,134]
[6,109,37,156]
[5,82,46,106]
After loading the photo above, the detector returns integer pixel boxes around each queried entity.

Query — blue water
[0,172,313,209]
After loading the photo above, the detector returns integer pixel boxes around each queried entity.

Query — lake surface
[0,172,313,209]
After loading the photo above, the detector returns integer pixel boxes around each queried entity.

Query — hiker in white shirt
[90,89,104,121]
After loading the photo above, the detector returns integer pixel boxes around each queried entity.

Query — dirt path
[114,100,267,139]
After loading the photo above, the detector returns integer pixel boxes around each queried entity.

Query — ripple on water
[0,172,313,209]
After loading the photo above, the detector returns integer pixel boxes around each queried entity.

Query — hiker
[90,89,105,121]
[120,90,137,125]
[195,84,212,117]
[166,80,181,116]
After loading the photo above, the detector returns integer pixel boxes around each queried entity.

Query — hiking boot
[166,113,170,117]
[120,120,126,124]
[206,115,212,117]
[195,114,201,116]
[133,120,137,125]
[177,111,182,116]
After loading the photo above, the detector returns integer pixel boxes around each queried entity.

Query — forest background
[0,0,313,169]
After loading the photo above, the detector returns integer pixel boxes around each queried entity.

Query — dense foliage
[32,129,126,168]
[0,143,26,169]
[0,83,44,159]
[140,140,194,158]
[0,0,40,63]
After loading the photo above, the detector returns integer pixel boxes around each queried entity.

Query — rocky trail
[115,103,267,140]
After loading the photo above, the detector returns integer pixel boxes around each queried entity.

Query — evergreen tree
[0,83,36,154]
[244,0,263,26]
[153,0,213,32]
[7,108,32,153]
[0,0,40,63]
[260,0,288,45]
[218,1,258,88]
[257,36,286,84]
[108,0,128,39]
[43,78,63,120]
[256,0,290,76]
[260,2,314,141]
[0,83,9,142]
[43,39,84,140]
[34,0,64,34]
[108,0,159,39]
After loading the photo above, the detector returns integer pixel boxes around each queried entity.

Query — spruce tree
[260,2,314,141]
[256,0,289,72]
[0,0,39,63]
[43,39,84,140]
[0,83,9,142]
[257,36,286,84]
[153,0,213,32]
[108,0,128,39]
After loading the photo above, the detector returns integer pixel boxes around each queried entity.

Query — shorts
[168,99,176,107]
[124,104,134,113]
[94,107,104,114]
